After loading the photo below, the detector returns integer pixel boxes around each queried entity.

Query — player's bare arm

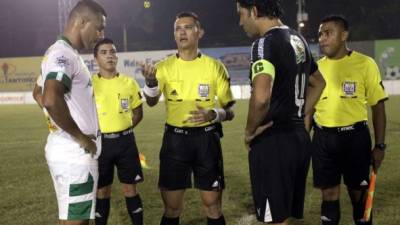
[131,104,143,128]
[304,70,326,131]
[141,63,160,106]
[222,101,235,121]
[42,79,97,155]
[371,100,386,172]
[244,74,274,148]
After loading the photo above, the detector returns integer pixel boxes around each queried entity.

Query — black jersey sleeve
[308,50,318,75]
[250,37,276,81]
[251,37,274,63]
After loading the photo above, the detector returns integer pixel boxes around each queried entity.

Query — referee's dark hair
[176,11,202,28]
[236,0,283,19]
[93,38,114,58]
[321,15,349,31]
[69,0,107,20]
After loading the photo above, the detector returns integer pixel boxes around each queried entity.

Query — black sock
[207,215,226,225]
[353,205,372,225]
[353,191,372,225]
[126,195,143,225]
[95,198,110,225]
[321,200,340,225]
[160,215,179,225]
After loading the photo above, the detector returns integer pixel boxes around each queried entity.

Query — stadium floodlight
[297,0,308,33]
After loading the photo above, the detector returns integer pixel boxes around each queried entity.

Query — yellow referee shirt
[92,73,142,133]
[315,51,388,127]
[156,54,235,127]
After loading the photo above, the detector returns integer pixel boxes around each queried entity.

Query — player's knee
[164,203,183,217]
[321,200,340,225]
[322,186,340,201]
[97,185,112,198]
[122,183,137,197]
[202,201,222,218]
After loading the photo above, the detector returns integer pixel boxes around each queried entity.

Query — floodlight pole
[297,0,308,34]
[123,24,128,52]
[58,0,74,34]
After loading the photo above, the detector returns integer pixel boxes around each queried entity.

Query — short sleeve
[309,55,318,75]
[250,37,276,81]
[42,50,76,92]
[365,58,388,105]
[155,62,166,93]
[216,61,235,107]
[130,78,143,109]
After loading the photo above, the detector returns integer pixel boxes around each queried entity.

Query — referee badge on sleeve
[198,84,209,98]
[120,98,129,111]
[342,81,356,96]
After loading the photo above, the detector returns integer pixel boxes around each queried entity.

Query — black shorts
[158,124,224,191]
[98,128,143,188]
[249,125,311,223]
[312,122,371,190]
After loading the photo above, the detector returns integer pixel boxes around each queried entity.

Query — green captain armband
[251,59,275,81]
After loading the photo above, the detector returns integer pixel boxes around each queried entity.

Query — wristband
[143,84,160,97]
[211,108,227,123]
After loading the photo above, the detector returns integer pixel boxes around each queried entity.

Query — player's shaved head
[68,0,107,21]
[63,0,107,50]
[321,15,349,31]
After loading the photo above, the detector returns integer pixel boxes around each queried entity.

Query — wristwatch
[145,78,158,88]
[374,143,386,151]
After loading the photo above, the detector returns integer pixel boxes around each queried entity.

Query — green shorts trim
[68,200,93,220]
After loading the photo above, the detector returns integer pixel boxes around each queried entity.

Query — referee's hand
[184,103,214,125]
[371,147,385,173]
[140,62,158,87]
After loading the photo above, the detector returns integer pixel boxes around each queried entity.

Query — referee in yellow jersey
[92,38,144,225]
[141,12,235,225]
[311,15,388,225]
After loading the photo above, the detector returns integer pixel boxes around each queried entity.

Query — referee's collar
[176,52,202,58]
[347,50,353,56]
[97,73,119,78]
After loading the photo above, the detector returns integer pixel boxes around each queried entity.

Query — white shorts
[45,133,100,220]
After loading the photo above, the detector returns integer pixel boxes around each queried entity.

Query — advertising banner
[0,57,41,92]
[375,39,400,80]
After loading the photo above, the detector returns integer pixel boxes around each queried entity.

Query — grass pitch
[0,98,399,225]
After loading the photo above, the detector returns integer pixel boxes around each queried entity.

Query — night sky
[0,0,398,57]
